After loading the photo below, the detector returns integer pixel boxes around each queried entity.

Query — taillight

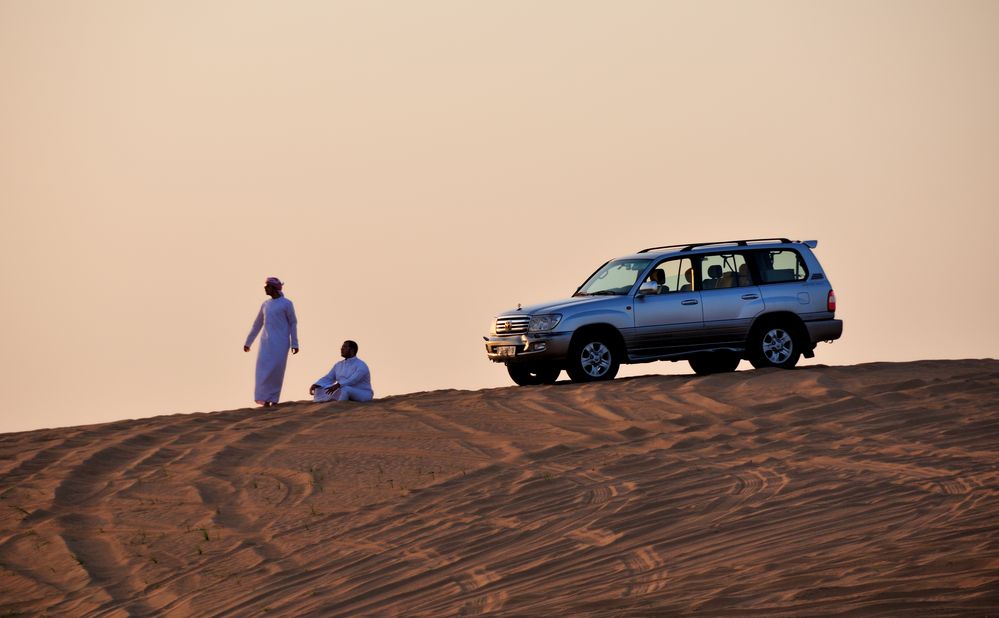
[827,290,837,312]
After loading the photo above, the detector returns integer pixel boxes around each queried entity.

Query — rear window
[752,250,808,283]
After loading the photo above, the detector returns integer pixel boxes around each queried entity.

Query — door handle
[681,299,699,305]
[741,294,759,300]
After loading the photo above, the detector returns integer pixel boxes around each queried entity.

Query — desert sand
[1,359,998,616]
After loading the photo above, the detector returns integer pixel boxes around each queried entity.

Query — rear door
[696,252,765,348]
[630,256,704,358]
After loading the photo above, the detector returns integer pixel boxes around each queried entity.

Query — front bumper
[805,318,843,343]
[484,331,573,363]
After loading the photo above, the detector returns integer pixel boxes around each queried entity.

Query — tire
[689,352,741,376]
[507,363,561,386]
[566,333,621,383]
[748,322,802,369]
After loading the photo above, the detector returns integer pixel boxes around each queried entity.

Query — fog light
[533,342,547,352]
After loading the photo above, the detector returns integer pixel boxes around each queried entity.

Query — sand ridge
[1,360,998,615]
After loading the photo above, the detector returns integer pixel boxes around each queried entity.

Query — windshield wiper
[589,290,621,296]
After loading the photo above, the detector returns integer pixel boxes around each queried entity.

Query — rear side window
[698,253,752,289]
[753,250,808,283]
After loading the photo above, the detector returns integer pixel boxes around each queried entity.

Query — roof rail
[635,243,690,254]
[638,238,792,253]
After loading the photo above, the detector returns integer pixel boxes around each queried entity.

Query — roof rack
[635,243,690,253]
[638,238,792,253]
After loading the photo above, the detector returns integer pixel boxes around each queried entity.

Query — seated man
[647,267,667,293]
[680,267,695,291]
[310,340,374,403]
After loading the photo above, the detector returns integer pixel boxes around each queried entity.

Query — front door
[630,257,704,358]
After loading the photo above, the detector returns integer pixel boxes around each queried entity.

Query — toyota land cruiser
[484,238,842,385]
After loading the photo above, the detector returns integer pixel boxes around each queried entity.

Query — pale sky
[2,1,997,433]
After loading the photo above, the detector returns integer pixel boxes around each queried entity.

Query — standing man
[244,276,299,407]
[310,340,373,403]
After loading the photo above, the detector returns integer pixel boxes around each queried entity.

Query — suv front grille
[495,316,529,334]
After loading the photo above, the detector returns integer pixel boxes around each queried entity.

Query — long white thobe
[313,357,373,402]
[245,296,299,404]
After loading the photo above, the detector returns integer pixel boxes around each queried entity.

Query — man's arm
[320,361,342,395]
[287,300,299,354]
[244,305,264,350]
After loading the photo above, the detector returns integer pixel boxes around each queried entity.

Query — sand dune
[2,360,998,615]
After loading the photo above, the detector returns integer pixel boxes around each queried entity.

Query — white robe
[245,296,299,404]
[313,357,373,402]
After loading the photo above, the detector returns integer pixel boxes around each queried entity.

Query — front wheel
[749,323,801,369]
[507,363,561,386]
[566,335,621,383]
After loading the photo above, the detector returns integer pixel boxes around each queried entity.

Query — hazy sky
[2,1,997,433]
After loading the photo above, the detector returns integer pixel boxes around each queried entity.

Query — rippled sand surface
[2,360,998,615]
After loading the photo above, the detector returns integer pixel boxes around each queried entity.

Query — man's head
[341,340,358,358]
[264,276,283,298]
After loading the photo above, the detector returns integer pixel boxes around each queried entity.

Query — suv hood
[496,295,617,317]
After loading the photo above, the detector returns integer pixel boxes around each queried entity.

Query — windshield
[575,259,652,296]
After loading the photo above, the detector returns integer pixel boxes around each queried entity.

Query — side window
[650,257,696,293]
[753,250,808,284]
[698,253,751,290]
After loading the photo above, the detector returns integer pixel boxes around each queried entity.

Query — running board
[628,346,746,363]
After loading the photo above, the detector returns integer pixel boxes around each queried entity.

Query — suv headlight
[528,314,562,332]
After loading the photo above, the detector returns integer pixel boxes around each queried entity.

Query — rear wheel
[749,322,801,369]
[507,363,561,386]
[689,352,741,376]
[566,333,621,383]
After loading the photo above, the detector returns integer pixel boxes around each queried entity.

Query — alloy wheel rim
[762,328,793,364]
[581,342,612,377]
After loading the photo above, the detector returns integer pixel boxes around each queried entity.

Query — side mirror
[638,281,659,296]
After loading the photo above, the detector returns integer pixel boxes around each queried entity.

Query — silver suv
[484,238,842,385]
